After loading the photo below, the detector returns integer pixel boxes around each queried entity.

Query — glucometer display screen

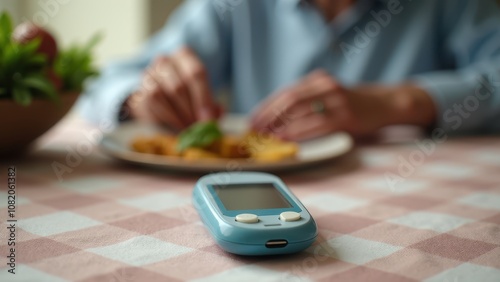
[213,183,292,210]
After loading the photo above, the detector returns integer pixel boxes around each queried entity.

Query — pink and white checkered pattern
[1,118,499,281]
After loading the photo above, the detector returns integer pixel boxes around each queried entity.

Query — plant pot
[0,92,80,156]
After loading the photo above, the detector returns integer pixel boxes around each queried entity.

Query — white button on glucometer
[280,211,301,222]
[236,213,259,223]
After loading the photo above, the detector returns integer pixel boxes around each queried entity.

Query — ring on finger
[310,100,326,115]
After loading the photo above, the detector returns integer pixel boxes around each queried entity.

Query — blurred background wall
[0,0,183,66]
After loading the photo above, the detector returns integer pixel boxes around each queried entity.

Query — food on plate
[183,148,219,160]
[131,134,181,156]
[251,142,299,162]
[130,122,298,162]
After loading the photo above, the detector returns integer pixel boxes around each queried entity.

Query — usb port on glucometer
[265,240,288,248]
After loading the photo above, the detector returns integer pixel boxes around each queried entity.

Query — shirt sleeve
[77,0,232,128]
[411,0,500,135]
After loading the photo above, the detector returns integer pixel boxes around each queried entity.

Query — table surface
[1,116,500,282]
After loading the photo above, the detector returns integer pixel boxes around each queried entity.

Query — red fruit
[47,69,63,91]
[13,22,58,64]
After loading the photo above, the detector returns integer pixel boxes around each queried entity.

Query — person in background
[79,0,500,141]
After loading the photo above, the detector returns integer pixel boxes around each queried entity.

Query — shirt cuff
[410,71,492,135]
[78,72,141,130]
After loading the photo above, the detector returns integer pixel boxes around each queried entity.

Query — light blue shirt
[80,0,500,135]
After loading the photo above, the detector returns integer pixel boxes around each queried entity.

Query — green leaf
[2,45,20,74]
[13,85,32,106]
[177,121,223,152]
[23,75,58,101]
[23,38,42,54]
[54,32,101,92]
[0,12,13,46]
[0,12,12,33]
[82,33,103,54]
[30,54,48,66]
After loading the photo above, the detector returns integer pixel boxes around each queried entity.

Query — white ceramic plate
[100,116,353,172]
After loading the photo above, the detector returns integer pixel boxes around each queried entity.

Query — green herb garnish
[177,121,223,152]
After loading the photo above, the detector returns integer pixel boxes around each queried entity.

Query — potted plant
[0,12,100,155]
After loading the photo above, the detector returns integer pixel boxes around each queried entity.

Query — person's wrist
[383,84,436,127]
[349,84,402,130]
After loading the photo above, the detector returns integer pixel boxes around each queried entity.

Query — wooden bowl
[0,92,79,156]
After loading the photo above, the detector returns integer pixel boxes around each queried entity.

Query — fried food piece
[201,136,250,159]
[243,132,298,161]
[131,134,180,156]
[219,136,250,158]
[153,134,180,156]
[204,139,222,155]
[131,136,157,154]
[251,142,299,162]
[182,148,219,160]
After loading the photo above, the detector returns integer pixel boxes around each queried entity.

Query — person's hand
[126,47,222,130]
[251,70,436,141]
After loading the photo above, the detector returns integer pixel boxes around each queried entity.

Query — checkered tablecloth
[1,116,499,282]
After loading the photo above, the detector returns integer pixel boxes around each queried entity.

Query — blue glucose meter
[193,172,317,255]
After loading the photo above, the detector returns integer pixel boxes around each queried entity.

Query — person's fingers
[127,91,154,122]
[250,78,320,129]
[253,79,339,131]
[213,103,225,119]
[147,86,185,130]
[277,112,341,141]
[173,47,215,121]
[285,93,344,122]
[259,93,344,137]
[150,56,196,124]
[251,70,340,130]
[250,89,294,131]
[250,89,287,126]
[250,72,318,126]
[127,72,158,122]
[138,71,185,130]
